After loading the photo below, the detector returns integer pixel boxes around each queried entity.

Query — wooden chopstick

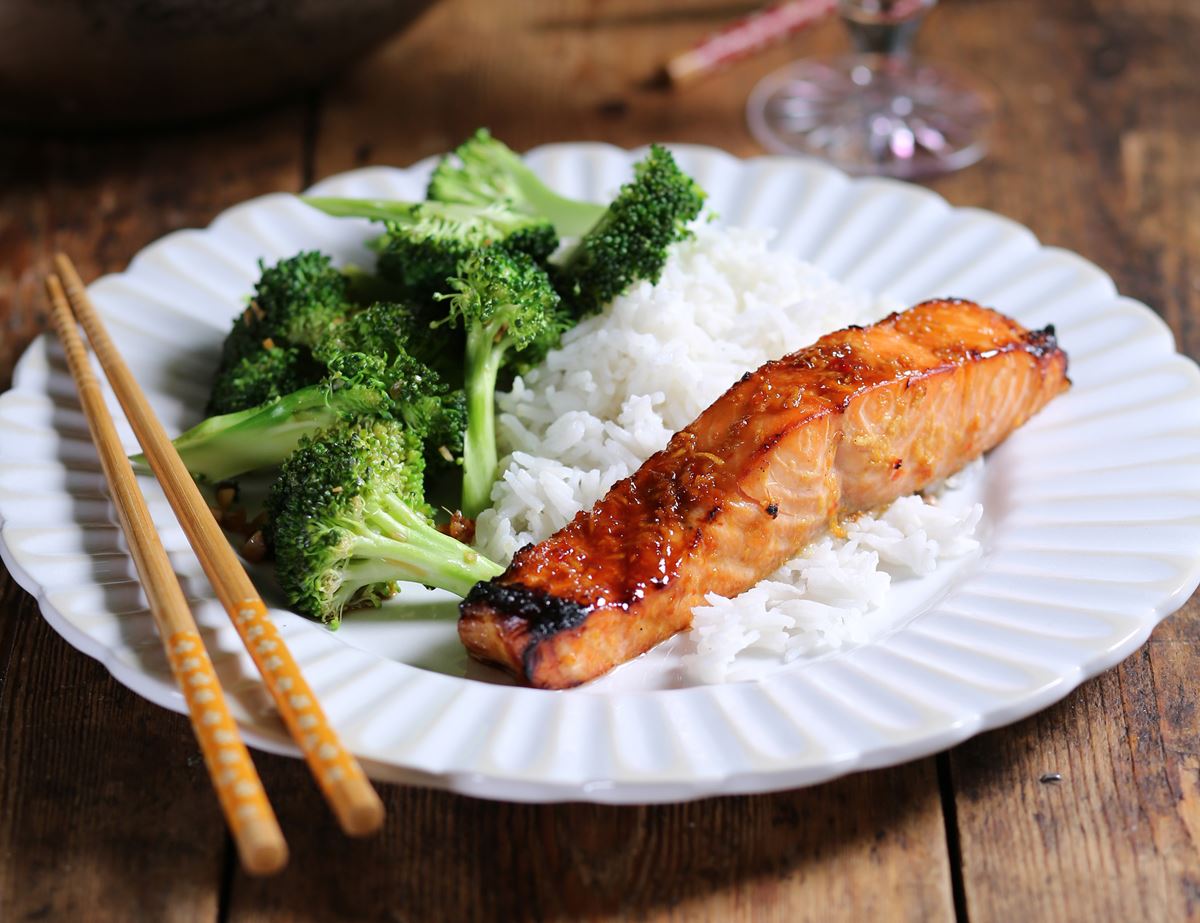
[54,254,386,838]
[44,274,288,876]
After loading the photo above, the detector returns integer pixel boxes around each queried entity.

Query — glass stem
[838,0,932,56]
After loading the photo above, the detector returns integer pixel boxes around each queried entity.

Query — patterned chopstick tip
[233,600,364,789]
[165,630,274,828]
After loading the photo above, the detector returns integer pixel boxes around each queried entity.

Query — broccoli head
[268,418,503,626]
[314,300,417,365]
[555,144,705,317]
[209,251,351,414]
[249,250,350,349]
[206,342,323,416]
[428,388,467,462]
[373,202,559,301]
[303,197,560,302]
[426,129,606,237]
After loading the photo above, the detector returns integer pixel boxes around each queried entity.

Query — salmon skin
[460,299,1070,689]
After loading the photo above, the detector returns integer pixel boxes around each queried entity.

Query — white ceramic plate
[2,144,1199,804]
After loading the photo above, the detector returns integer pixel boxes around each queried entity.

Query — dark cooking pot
[0,0,437,127]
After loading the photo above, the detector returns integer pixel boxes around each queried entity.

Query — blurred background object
[746,0,996,177]
[664,0,835,86]
[0,0,437,127]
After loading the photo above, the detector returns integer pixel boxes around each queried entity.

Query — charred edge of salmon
[462,581,591,643]
[1025,324,1059,357]
[1020,323,1071,385]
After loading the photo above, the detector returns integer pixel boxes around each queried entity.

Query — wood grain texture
[0,610,226,922]
[225,752,951,923]
[948,602,1200,922]
[0,564,28,722]
[949,640,1197,921]
[311,0,843,174]
[0,108,308,390]
[939,1,1200,921]
[0,109,306,918]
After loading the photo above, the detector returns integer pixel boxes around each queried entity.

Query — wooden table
[1,1,1197,919]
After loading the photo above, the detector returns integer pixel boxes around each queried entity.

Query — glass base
[747,54,996,179]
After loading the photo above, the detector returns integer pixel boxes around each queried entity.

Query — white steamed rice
[473,226,983,682]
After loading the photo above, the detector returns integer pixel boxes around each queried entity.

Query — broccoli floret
[426,129,606,237]
[555,144,705,318]
[163,349,447,484]
[313,300,419,366]
[217,309,273,371]
[373,202,559,302]
[440,248,566,517]
[249,251,350,349]
[429,389,467,462]
[268,418,503,626]
[378,203,558,303]
[375,350,455,438]
[209,252,352,414]
[305,197,559,302]
[206,342,323,416]
[315,298,464,401]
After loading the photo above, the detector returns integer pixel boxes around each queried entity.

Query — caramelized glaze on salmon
[459,299,1070,688]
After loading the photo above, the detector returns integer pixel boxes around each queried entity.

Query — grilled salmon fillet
[460,299,1070,688]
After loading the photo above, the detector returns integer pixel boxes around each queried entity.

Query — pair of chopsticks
[44,256,385,876]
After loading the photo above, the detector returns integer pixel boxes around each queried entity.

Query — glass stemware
[746,0,996,178]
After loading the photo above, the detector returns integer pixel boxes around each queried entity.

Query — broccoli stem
[348,497,503,597]
[508,177,605,237]
[461,324,508,518]
[304,190,603,239]
[141,389,334,483]
[301,197,416,223]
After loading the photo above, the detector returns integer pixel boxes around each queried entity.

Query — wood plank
[0,599,226,923]
[949,596,1200,922]
[945,0,1200,919]
[0,141,50,392]
[0,107,308,919]
[0,570,26,714]
[311,0,845,174]
[226,753,953,923]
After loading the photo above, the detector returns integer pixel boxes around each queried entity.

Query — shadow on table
[225,751,947,921]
